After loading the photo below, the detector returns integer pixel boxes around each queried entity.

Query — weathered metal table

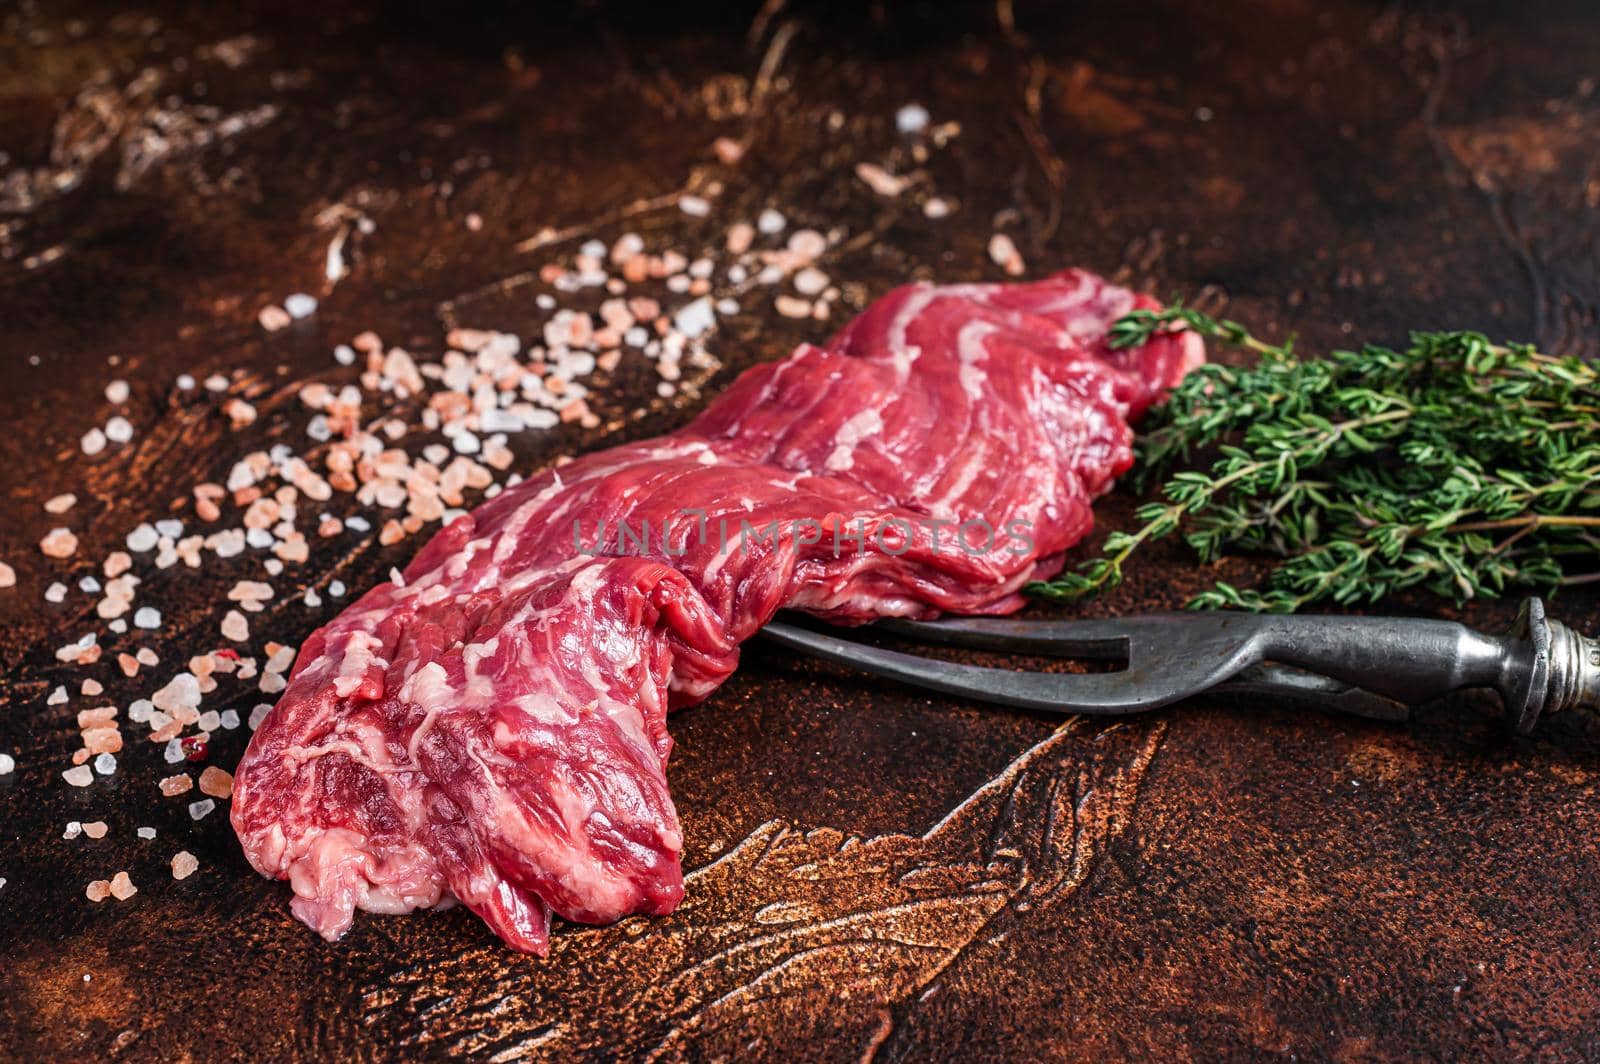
[4,1,1599,1057]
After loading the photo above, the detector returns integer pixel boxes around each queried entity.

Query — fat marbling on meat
[231,268,1203,952]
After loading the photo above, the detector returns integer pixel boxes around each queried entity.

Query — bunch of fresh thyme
[1027,306,1600,612]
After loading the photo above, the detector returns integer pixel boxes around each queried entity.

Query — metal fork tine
[764,621,1196,714]
[876,615,1131,660]
[760,620,1411,721]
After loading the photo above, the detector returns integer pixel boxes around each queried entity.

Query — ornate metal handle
[1508,598,1600,732]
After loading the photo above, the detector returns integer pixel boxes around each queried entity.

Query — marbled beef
[231,269,1202,952]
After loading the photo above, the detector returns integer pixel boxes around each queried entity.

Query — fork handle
[1256,598,1600,733]
[1253,615,1507,705]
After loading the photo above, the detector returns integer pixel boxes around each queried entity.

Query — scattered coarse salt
[856,162,910,197]
[45,581,67,603]
[712,136,744,164]
[64,821,83,840]
[44,492,77,514]
[988,232,1025,276]
[54,632,96,662]
[86,880,111,903]
[126,524,159,552]
[678,195,711,217]
[12,219,756,845]
[0,753,13,774]
[221,609,249,642]
[109,871,137,900]
[199,766,234,799]
[258,304,292,331]
[158,773,192,796]
[923,196,951,219]
[40,527,79,559]
[896,103,931,134]
[725,221,755,256]
[225,398,257,428]
[171,851,199,881]
[757,208,786,234]
[82,821,108,839]
[137,826,156,839]
[227,580,274,608]
[786,229,827,261]
[48,685,68,705]
[794,267,829,297]
[81,427,107,455]
[0,562,14,589]
[104,416,134,444]
[673,297,716,339]
[212,528,246,557]
[152,673,201,713]
[775,295,812,319]
[77,705,116,727]
[82,726,120,755]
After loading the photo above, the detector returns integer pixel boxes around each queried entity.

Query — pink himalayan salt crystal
[258,304,292,331]
[198,766,234,799]
[159,774,193,796]
[40,528,78,558]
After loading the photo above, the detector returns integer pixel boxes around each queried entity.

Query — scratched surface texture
[4,0,1600,1059]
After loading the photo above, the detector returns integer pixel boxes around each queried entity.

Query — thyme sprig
[1029,306,1600,612]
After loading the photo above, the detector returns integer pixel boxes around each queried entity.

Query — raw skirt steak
[231,268,1203,952]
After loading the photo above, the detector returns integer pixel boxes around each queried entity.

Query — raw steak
[231,268,1202,952]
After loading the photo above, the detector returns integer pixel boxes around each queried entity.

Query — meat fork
[761,598,1600,731]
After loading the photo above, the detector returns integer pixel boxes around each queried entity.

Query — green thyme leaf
[1029,305,1600,611]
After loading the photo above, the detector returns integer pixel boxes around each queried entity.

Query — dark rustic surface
[4,0,1600,1059]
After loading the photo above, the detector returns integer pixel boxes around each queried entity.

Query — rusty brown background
[4,0,1600,1059]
